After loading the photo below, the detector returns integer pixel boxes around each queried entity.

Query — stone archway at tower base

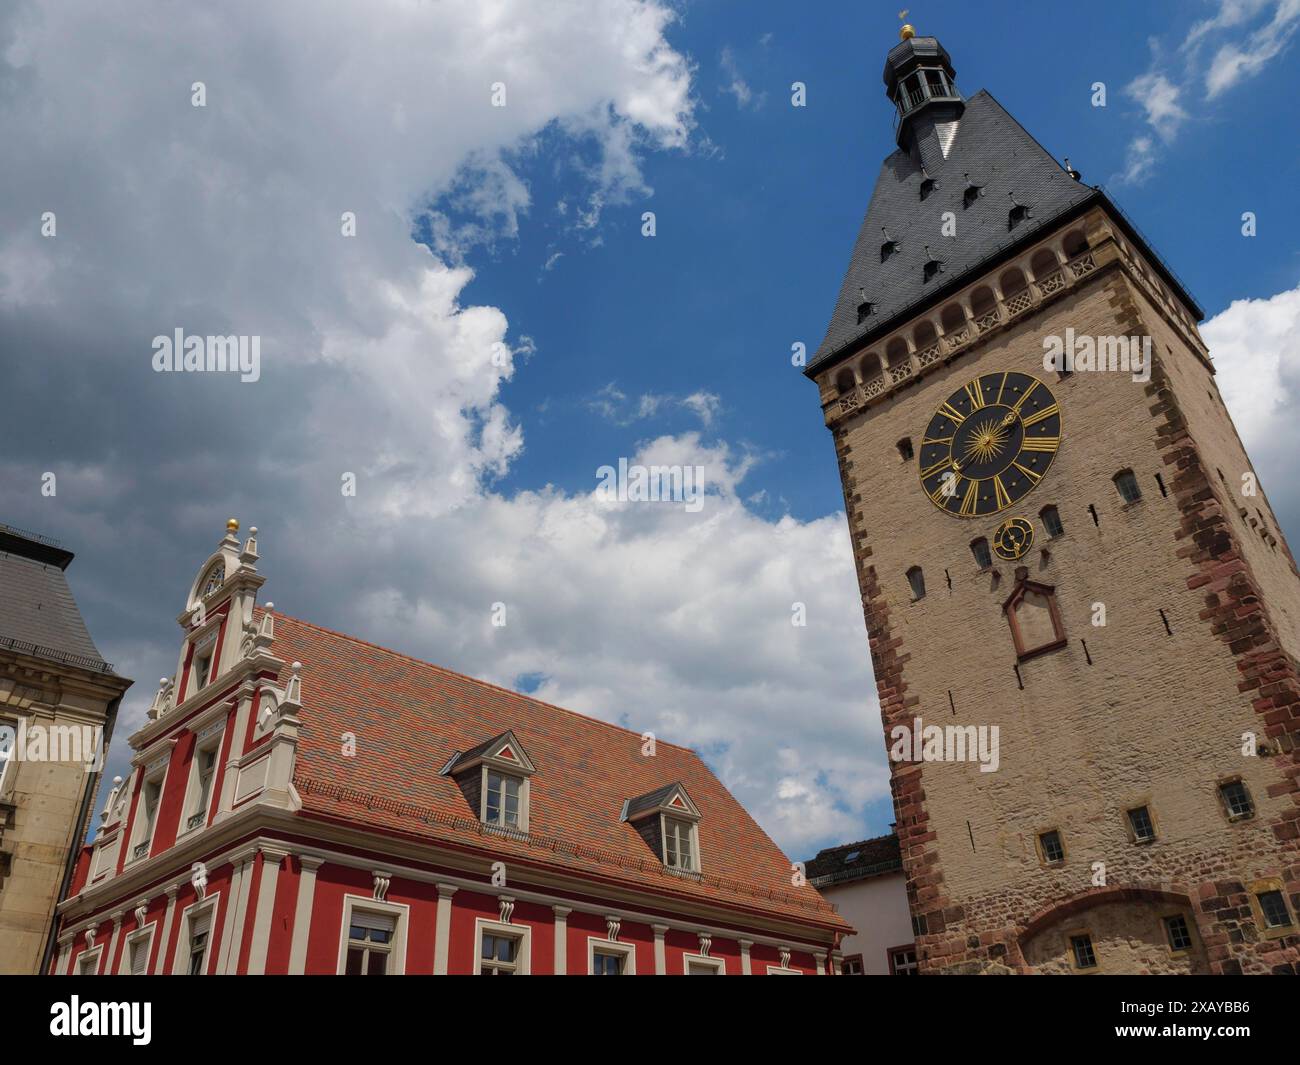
[1017,885,1209,974]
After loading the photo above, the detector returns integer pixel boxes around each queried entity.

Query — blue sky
[453,0,1298,525]
[2,0,1298,859]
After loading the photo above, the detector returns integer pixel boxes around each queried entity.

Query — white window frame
[683,953,725,975]
[127,764,169,865]
[178,725,224,837]
[472,917,531,975]
[661,814,700,873]
[587,937,636,975]
[123,926,155,976]
[335,895,409,975]
[172,893,221,975]
[480,766,529,832]
[187,632,218,700]
[76,945,104,975]
[766,965,802,975]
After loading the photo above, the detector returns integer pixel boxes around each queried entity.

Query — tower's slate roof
[0,524,110,671]
[809,90,1096,372]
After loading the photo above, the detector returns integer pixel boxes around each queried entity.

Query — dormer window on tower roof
[880,227,902,262]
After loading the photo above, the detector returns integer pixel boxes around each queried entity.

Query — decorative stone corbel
[134,900,149,928]
[779,946,791,970]
[190,861,208,900]
[605,915,621,942]
[372,871,391,902]
[697,931,712,958]
[498,896,515,924]
[84,928,95,951]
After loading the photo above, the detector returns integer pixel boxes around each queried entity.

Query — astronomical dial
[992,516,1035,561]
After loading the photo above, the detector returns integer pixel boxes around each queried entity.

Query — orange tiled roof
[269,614,846,929]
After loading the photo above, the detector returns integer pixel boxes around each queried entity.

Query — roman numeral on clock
[1020,435,1060,452]
[1020,403,1060,428]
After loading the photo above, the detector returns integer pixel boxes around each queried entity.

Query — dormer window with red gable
[441,730,536,834]
[622,783,702,876]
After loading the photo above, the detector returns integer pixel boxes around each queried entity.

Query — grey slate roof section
[0,525,110,672]
[623,782,681,820]
[809,90,1096,372]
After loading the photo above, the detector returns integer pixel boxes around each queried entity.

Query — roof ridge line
[269,611,699,756]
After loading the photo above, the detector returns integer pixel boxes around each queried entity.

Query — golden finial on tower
[899,9,915,40]
[226,518,240,532]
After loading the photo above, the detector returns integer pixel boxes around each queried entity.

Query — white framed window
[484,770,523,829]
[76,947,103,975]
[663,816,698,872]
[128,768,167,863]
[473,918,530,975]
[171,895,220,976]
[588,938,635,975]
[189,638,215,698]
[335,896,409,975]
[683,953,724,975]
[344,911,396,975]
[125,928,154,975]
[766,965,802,975]
[181,731,223,834]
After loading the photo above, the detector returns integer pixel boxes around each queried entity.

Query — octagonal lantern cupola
[883,26,964,154]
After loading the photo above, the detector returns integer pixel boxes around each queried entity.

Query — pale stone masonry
[0,525,131,974]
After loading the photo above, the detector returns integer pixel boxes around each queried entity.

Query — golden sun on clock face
[918,371,1062,518]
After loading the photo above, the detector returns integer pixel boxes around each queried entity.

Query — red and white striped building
[51,522,851,974]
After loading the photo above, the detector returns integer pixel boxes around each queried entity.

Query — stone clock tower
[809,26,1300,974]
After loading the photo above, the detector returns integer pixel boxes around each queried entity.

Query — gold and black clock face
[993,516,1034,561]
[918,371,1061,518]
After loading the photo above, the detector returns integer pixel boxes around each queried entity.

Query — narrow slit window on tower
[970,537,992,570]
[906,566,926,601]
[1040,505,1063,538]
[897,437,914,461]
[1154,472,1167,497]
[1113,469,1142,504]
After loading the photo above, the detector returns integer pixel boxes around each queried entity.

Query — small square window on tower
[1126,805,1156,844]
[1069,933,1097,970]
[1217,779,1254,821]
[1037,830,1065,864]
[1114,469,1142,504]
[897,437,914,461]
[1256,889,1293,930]
[1163,915,1193,952]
